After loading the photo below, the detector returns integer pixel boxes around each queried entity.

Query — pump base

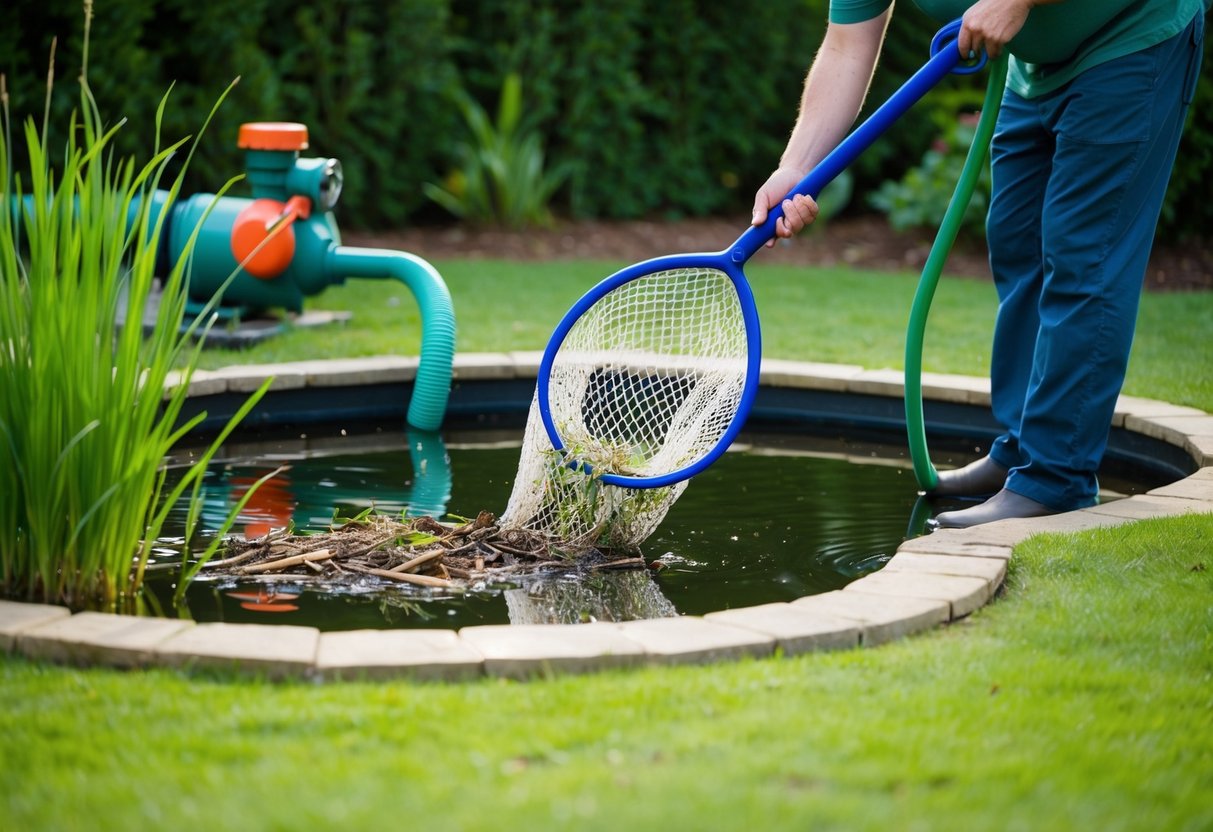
[187,308,353,348]
[117,282,351,347]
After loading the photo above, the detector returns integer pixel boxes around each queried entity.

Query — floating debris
[203,511,648,590]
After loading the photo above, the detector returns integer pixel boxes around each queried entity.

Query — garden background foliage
[4,0,1210,239]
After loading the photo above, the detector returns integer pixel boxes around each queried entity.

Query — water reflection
[163,429,929,630]
[225,588,301,613]
[198,428,453,537]
[504,571,678,625]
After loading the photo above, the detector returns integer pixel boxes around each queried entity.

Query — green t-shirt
[828,0,1209,98]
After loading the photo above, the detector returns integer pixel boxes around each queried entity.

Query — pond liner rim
[2,354,1211,681]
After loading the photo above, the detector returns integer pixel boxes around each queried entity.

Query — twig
[238,549,334,574]
[345,534,399,559]
[442,540,482,557]
[341,562,453,587]
[449,511,495,537]
[491,541,548,558]
[366,567,453,588]
[200,549,261,570]
[387,548,444,574]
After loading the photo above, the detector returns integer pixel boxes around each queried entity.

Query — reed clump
[0,11,266,613]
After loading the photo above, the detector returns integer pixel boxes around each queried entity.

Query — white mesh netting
[501,267,750,554]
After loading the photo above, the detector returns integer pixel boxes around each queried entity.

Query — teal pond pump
[141,122,455,432]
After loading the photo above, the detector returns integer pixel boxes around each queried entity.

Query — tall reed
[0,15,268,613]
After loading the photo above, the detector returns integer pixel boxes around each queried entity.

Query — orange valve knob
[230,196,312,279]
[237,122,310,151]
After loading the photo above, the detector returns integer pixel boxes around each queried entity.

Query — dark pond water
[149,426,945,629]
[151,425,1138,630]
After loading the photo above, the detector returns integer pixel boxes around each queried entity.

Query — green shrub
[252,0,457,228]
[6,2,1210,233]
[868,111,991,238]
[1160,28,1213,242]
[446,0,830,220]
[423,73,569,228]
[4,0,457,229]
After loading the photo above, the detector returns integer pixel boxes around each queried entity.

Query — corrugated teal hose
[327,246,456,432]
[905,53,1008,491]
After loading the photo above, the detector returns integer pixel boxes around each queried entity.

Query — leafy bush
[3,0,457,229]
[446,0,830,220]
[423,73,568,228]
[6,1,1210,234]
[868,111,991,238]
[251,0,457,228]
[1160,28,1213,242]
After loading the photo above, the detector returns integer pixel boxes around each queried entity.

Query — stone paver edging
[3,355,1211,681]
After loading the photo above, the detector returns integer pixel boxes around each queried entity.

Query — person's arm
[958,0,1062,59]
[752,9,891,240]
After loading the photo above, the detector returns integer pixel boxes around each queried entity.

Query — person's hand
[752,167,820,246]
[958,0,1038,60]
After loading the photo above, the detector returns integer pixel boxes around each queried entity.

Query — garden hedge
[4,0,1209,239]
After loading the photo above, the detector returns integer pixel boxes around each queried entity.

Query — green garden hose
[905,53,1008,491]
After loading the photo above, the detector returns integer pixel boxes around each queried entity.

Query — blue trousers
[984,13,1205,512]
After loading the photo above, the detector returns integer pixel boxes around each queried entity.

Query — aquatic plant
[0,13,268,613]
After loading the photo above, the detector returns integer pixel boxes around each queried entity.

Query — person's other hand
[958,0,1036,60]
[752,167,820,247]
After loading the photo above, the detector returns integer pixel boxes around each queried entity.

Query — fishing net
[501,267,751,554]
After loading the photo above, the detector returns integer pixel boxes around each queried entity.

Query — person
[752,0,1208,528]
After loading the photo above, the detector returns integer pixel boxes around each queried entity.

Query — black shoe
[930,488,1055,529]
[926,456,1008,498]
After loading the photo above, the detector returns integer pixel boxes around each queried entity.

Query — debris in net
[202,511,648,589]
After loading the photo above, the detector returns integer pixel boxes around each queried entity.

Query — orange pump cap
[237,122,309,151]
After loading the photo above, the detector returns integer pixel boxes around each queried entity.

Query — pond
[150,422,1149,630]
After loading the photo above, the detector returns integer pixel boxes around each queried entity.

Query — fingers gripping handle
[731,20,972,264]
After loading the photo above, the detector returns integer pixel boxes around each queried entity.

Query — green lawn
[2,514,1209,830]
[4,259,1212,830]
[196,260,1213,411]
